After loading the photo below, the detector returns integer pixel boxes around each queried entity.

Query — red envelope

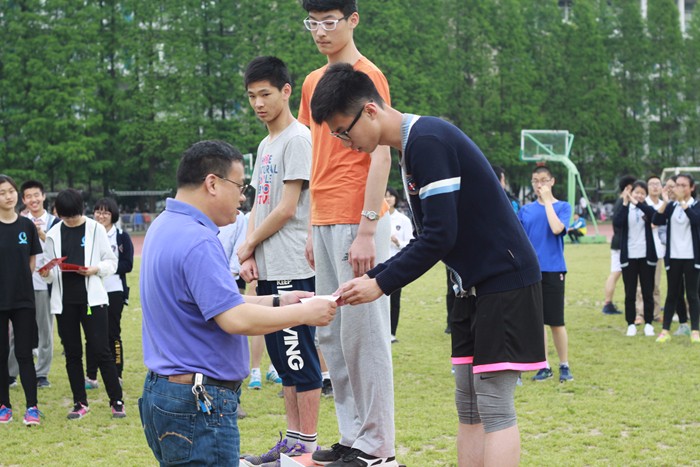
[60,262,88,272]
[38,256,67,274]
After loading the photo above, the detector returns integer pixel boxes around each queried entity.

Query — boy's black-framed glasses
[330,104,367,142]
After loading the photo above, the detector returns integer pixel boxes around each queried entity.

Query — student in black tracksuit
[652,173,700,343]
[613,181,658,337]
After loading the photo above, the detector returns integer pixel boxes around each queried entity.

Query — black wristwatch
[272,294,280,307]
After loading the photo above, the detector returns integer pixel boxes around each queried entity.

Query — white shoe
[626,324,637,336]
[644,323,655,336]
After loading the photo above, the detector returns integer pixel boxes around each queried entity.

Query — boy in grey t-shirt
[237,56,322,462]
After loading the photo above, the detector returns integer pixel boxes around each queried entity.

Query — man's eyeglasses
[531,178,552,185]
[303,14,350,31]
[204,175,248,193]
[330,104,367,142]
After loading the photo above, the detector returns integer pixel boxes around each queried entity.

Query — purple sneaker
[242,434,291,466]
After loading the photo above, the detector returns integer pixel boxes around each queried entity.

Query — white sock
[296,432,318,452]
[286,429,301,443]
[321,372,330,381]
[268,364,277,374]
[250,368,261,377]
[560,361,569,368]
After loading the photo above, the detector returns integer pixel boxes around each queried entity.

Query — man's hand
[239,257,258,283]
[236,240,255,264]
[336,275,383,305]
[305,234,315,270]
[539,184,555,204]
[279,290,315,306]
[301,298,337,326]
[348,233,375,277]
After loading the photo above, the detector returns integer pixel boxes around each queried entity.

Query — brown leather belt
[155,372,242,392]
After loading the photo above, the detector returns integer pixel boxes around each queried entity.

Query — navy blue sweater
[367,117,541,295]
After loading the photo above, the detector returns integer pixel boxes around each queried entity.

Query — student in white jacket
[41,189,125,420]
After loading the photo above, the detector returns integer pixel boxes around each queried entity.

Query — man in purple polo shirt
[139,140,337,465]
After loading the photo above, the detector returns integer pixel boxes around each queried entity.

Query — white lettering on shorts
[283,328,304,371]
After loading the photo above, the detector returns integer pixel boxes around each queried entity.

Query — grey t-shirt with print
[250,120,314,281]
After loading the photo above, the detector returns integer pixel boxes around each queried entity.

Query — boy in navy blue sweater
[310,63,546,466]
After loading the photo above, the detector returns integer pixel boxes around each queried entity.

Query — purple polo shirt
[141,198,248,381]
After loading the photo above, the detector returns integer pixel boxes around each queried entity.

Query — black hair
[646,175,661,184]
[94,197,120,224]
[311,63,384,125]
[176,140,244,188]
[631,180,648,194]
[54,188,85,218]
[532,165,553,178]
[618,175,636,192]
[0,174,18,192]
[492,165,505,180]
[20,179,45,196]
[244,56,292,91]
[676,173,695,187]
[386,186,400,200]
[302,0,357,16]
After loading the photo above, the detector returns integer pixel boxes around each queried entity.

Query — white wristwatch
[361,210,379,221]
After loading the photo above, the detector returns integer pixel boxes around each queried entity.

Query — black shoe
[602,303,622,315]
[37,377,51,388]
[444,326,452,334]
[312,443,352,465]
[8,377,18,389]
[321,379,334,398]
[327,448,398,466]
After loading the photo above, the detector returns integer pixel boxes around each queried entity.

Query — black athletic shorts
[541,272,566,326]
[451,282,546,374]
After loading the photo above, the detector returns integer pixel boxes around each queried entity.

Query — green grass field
[3,243,700,466]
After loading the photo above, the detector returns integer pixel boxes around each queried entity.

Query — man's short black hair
[646,175,660,184]
[94,197,120,224]
[618,175,636,192]
[176,140,243,189]
[311,63,384,125]
[244,56,292,91]
[55,188,84,218]
[20,179,45,196]
[532,165,553,178]
[302,0,357,15]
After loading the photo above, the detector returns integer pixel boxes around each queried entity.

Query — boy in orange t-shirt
[297,1,396,466]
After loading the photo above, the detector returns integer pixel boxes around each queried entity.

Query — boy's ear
[283,83,292,98]
[348,11,359,29]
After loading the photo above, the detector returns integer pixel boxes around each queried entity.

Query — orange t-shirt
[298,56,391,225]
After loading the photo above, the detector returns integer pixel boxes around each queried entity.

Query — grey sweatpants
[313,216,395,458]
[9,290,53,378]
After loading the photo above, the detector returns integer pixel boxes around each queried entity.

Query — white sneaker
[644,323,655,336]
[626,324,637,336]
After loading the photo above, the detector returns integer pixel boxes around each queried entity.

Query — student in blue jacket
[311,63,546,467]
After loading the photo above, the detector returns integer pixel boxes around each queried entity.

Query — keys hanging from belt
[192,373,214,414]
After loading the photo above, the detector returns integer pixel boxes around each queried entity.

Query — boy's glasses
[303,15,350,31]
[330,104,366,142]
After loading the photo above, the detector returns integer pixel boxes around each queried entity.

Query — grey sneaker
[673,323,691,336]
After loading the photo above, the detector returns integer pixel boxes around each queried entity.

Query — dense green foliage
[1,1,698,199]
